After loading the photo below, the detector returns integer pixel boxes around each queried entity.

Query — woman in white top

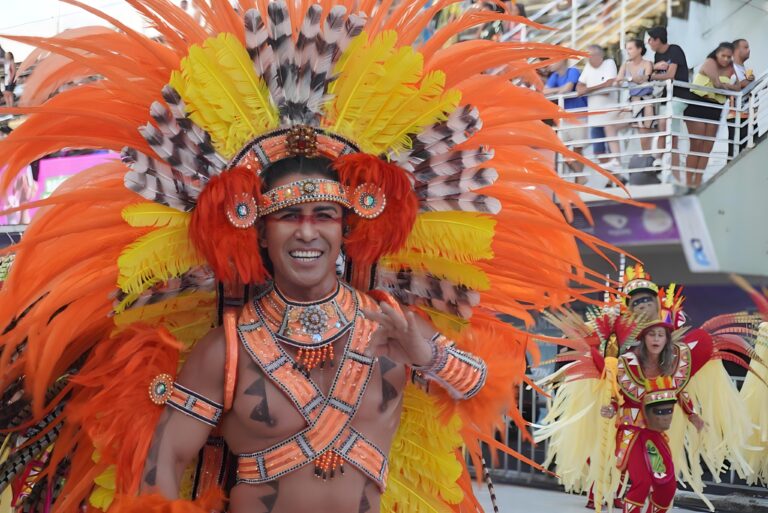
[616,39,654,152]
[3,52,17,108]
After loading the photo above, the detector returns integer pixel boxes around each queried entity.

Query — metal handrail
[545,73,768,191]
[524,0,671,51]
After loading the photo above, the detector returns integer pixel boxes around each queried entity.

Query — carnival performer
[733,277,768,487]
[601,314,705,513]
[584,264,658,510]
[537,274,760,513]
[622,265,663,322]
[0,1,625,513]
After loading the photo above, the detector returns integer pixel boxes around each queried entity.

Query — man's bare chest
[221,343,406,454]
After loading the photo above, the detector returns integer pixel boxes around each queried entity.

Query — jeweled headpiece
[622,264,659,299]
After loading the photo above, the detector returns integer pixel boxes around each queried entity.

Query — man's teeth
[290,250,322,259]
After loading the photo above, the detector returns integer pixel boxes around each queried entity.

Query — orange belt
[235,292,389,489]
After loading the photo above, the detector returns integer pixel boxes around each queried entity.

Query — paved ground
[473,484,706,512]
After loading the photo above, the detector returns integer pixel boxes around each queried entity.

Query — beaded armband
[149,374,223,427]
[412,334,487,400]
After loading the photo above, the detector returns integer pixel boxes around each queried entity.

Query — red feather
[189,167,267,284]
[333,153,417,266]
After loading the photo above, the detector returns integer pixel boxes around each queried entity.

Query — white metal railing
[546,71,768,193]
[502,0,671,50]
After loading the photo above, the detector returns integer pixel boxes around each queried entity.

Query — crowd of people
[542,26,760,188]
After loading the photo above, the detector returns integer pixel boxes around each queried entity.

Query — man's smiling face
[261,172,344,299]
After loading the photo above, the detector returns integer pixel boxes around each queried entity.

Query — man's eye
[280,213,299,221]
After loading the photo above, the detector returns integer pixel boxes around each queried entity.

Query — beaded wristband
[412,334,487,400]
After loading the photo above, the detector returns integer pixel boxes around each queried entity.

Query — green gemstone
[155,383,167,395]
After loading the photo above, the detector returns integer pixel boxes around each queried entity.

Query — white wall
[667,0,768,73]
[698,131,768,276]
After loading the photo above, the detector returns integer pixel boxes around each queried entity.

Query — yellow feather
[122,203,190,228]
[350,47,422,144]
[381,385,464,513]
[114,292,216,346]
[170,33,278,158]
[421,306,470,333]
[381,253,490,291]
[88,465,115,511]
[164,310,217,346]
[328,31,398,146]
[368,71,460,157]
[404,212,496,263]
[327,31,460,155]
[117,224,204,295]
[665,283,676,309]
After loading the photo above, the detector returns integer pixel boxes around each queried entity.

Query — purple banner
[572,200,680,246]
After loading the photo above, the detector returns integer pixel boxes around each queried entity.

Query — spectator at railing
[648,26,689,175]
[500,1,527,42]
[2,52,17,108]
[544,59,588,180]
[685,42,741,188]
[577,45,621,172]
[616,39,655,153]
[728,39,755,158]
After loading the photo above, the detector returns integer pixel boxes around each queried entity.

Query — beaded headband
[261,179,351,216]
[624,279,659,297]
[228,125,360,174]
[225,178,387,228]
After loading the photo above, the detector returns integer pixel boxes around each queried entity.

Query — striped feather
[1,378,68,432]
[113,266,216,314]
[283,4,323,124]
[267,0,294,116]
[148,101,227,178]
[377,268,480,307]
[160,86,228,171]
[139,122,213,180]
[382,288,476,320]
[19,459,70,513]
[416,167,498,198]
[412,148,495,182]
[244,8,279,108]
[337,13,367,61]
[420,192,502,214]
[394,105,482,169]
[0,413,62,492]
[122,147,202,211]
[314,9,367,98]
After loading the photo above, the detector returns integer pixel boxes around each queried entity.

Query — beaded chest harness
[236,285,388,488]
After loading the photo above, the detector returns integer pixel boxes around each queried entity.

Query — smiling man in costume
[141,153,487,513]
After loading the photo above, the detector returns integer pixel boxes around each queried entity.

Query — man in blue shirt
[544,59,588,180]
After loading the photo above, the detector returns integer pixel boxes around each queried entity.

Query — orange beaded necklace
[253,281,357,373]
